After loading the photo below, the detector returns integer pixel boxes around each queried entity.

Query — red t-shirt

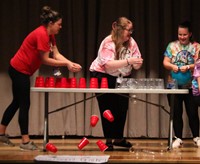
[10,25,56,75]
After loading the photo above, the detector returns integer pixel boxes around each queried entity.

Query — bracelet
[126,58,130,66]
[187,65,190,70]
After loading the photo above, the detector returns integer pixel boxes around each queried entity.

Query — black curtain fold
[1,0,200,79]
[0,0,200,138]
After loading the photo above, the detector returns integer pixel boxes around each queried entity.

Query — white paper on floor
[34,155,110,163]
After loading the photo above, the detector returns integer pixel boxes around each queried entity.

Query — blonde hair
[111,17,132,59]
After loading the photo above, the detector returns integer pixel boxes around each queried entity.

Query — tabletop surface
[31,87,188,94]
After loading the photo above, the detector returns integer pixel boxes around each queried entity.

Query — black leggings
[90,71,129,139]
[1,65,30,135]
[194,96,200,107]
[168,89,199,138]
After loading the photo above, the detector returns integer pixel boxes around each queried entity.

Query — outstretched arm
[40,45,82,72]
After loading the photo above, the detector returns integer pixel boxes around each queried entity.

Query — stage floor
[0,137,200,163]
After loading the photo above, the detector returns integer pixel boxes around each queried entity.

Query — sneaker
[193,137,200,147]
[172,138,183,148]
[0,135,15,146]
[105,142,114,151]
[113,139,132,148]
[20,141,38,151]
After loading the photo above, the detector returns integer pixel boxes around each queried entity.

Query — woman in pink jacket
[90,17,143,151]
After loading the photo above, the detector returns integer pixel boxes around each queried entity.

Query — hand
[128,57,143,70]
[128,57,143,65]
[179,65,188,73]
[172,65,179,73]
[67,62,82,72]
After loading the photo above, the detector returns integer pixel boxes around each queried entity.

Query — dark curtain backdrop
[0,0,200,138]
[1,0,200,78]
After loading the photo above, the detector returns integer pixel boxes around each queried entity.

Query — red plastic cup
[77,137,89,150]
[90,115,99,127]
[45,77,55,88]
[79,77,86,88]
[55,78,61,88]
[60,77,67,88]
[46,142,58,153]
[70,77,77,88]
[45,77,49,87]
[90,78,98,88]
[49,77,55,87]
[96,140,108,152]
[35,76,45,87]
[66,78,70,88]
[100,77,108,88]
[103,109,114,122]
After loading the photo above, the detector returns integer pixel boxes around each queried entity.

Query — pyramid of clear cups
[116,78,164,89]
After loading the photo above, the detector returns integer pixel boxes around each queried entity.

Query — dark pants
[167,88,199,139]
[194,96,200,107]
[90,71,129,139]
[1,65,30,135]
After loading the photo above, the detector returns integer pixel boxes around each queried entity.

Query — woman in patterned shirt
[89,17,143,151]
[163,20,200,149]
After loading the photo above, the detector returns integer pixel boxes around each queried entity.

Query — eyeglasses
[123,28,133,33]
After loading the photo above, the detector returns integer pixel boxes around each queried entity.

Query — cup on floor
[77,137,89,150]
[96,140,108,152]
[46,142,58,153]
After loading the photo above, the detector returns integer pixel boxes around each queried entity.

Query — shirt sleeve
[164,43,172,59]
[36,32,51,52]
[193,60,200,78]
[98,42,115,65]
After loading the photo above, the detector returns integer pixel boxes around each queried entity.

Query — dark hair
[178,20,192,32]
[40,6,62,25]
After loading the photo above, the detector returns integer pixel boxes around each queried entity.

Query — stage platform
[0,137,200,163]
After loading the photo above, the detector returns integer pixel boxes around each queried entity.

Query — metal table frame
[30,87,188,151]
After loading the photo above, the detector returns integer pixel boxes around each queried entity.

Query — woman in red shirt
[0,6,82,150]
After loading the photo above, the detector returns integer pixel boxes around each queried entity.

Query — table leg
[43,92,49,151]
[168,94,174,150]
